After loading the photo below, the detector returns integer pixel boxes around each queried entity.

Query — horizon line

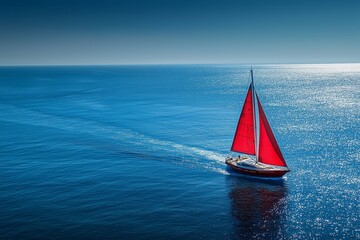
[1,62,360,67]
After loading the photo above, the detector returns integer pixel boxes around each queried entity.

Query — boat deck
[226,156,289,171]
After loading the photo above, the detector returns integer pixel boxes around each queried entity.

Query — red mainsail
[231,84,255,155]
[256,95,287,167]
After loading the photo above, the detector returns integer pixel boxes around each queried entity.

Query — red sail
[256,95,287,167]
[231,84,255,155]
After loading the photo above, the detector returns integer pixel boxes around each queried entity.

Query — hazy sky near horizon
[1,0,359,65]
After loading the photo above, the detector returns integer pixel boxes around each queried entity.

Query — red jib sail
[256,94,287,167]
[231,84,255,155]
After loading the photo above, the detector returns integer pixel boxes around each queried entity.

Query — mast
[250,68,259,162]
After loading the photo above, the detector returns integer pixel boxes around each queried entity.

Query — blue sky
[0,0,359,65]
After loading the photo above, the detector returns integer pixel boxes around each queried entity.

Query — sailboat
[225,69,290,178]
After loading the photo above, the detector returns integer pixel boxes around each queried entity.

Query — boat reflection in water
[227,176,288,239]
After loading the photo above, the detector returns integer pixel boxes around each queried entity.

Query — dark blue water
[0,64,359,239]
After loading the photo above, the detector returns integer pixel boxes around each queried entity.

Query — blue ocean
[0,64,359,239]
